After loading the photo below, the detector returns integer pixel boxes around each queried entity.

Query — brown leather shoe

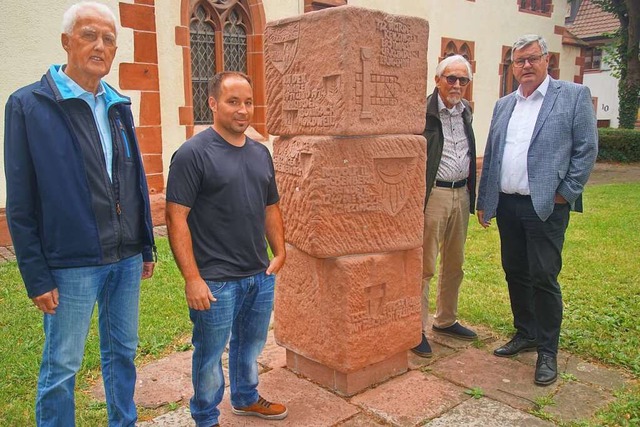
[232,395,288,420]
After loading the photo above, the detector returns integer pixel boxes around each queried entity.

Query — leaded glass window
[223,11,247,73]
[190,6,216,124]
[188,1,252,125]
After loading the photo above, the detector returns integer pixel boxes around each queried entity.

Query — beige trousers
[421,186,470,333]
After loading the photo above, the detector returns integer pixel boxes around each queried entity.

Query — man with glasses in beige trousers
[412,54,477,357]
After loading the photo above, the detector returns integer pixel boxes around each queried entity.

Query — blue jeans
[36,254,143,427]
[189,272,275,427]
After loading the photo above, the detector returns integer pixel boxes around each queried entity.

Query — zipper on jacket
[109,112,123,260]
[116,116,131,158]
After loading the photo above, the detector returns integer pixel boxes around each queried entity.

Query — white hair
[435,55,473,80]
[62,2,118,36]
[511,34,548,60]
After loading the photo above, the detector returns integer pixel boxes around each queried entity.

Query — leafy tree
[592,0,640,128]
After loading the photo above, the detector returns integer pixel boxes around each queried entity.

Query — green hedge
[598,128,640,162]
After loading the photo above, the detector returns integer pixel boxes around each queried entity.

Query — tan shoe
[232,395,288,420]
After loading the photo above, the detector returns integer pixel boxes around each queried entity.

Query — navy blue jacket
[4,67,155,298]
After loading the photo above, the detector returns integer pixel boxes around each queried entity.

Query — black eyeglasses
[442,75,471,86]
[513,54,545,68]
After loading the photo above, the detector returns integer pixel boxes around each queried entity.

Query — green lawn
[462,183,640,376]
[0,238,193,426]
[0,183,638,426]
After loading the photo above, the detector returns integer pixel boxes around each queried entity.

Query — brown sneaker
[231,395,288,420]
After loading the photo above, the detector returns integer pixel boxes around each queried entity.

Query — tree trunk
[623,0,640,128]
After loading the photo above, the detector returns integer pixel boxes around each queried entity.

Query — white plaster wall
[345,0,578,158]
[0,0,137,209]
[584,70,620,127]
[264,0,304,22]
[155,0,187,179]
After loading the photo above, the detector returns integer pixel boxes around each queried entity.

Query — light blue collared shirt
[52,65,114,181]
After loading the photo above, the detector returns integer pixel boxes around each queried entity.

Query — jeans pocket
[207,280,228,296]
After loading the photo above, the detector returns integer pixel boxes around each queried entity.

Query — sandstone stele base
[286,350,408,397]
[275,245,422,375]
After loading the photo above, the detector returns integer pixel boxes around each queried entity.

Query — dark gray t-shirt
[166,128,279,281]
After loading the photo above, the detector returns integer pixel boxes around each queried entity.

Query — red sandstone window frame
[499,46,560,97]
[583,46,603,71]
[499,46,519,97]
[439,37,476,105]
[518,0,553,17]
[177,0,268,138]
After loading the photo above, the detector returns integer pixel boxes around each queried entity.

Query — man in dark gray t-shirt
[166,127,279,280]
[166,72,287,427]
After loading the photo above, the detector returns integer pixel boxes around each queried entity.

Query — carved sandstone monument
[266,6,429,395]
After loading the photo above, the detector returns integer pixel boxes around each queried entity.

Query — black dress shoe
[535,354,558,386]
[493,336,537,357]
[411,334,432,358]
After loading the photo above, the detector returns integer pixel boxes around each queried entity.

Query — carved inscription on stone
[265,6,429,135]
[273,135,426,258]
[376,18,421,68]
[351,296,421,333]
[274,246,423,372]
[375,157,418,215]
[282,73,339,129]
[319,165,377,213]
[268,21,300,74]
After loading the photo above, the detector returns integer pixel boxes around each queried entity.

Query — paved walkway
[110,324,630,426]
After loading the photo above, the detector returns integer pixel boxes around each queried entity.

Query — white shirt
[500,75,550,195]
[436,95,470,182]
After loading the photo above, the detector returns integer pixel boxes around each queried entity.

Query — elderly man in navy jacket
[477,34,597,386]
[4,2,155,425]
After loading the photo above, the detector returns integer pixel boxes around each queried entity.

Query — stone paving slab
[351,370,467,426]
[337,413,388,426]
[429,348,552,411]
[424,397,554,427]
[565,355,628,390]
[92,350,194,408]
[217,368,360,426]
[545,381,615,423]
[0,245,16,262]
[138,407,193,426]
[258,331,288,370]
[407,342,457,370]
[511,348,571,370]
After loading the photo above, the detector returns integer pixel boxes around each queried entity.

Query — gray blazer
[477,77,598,222]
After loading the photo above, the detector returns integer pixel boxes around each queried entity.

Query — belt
[499,192,531,199]
[435,178,467,189]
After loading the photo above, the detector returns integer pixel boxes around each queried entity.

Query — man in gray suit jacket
[476,34,597,386]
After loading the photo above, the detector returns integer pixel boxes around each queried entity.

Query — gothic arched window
[439,37,476,104]
[189,0,252,125]
[190,6,217,124]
